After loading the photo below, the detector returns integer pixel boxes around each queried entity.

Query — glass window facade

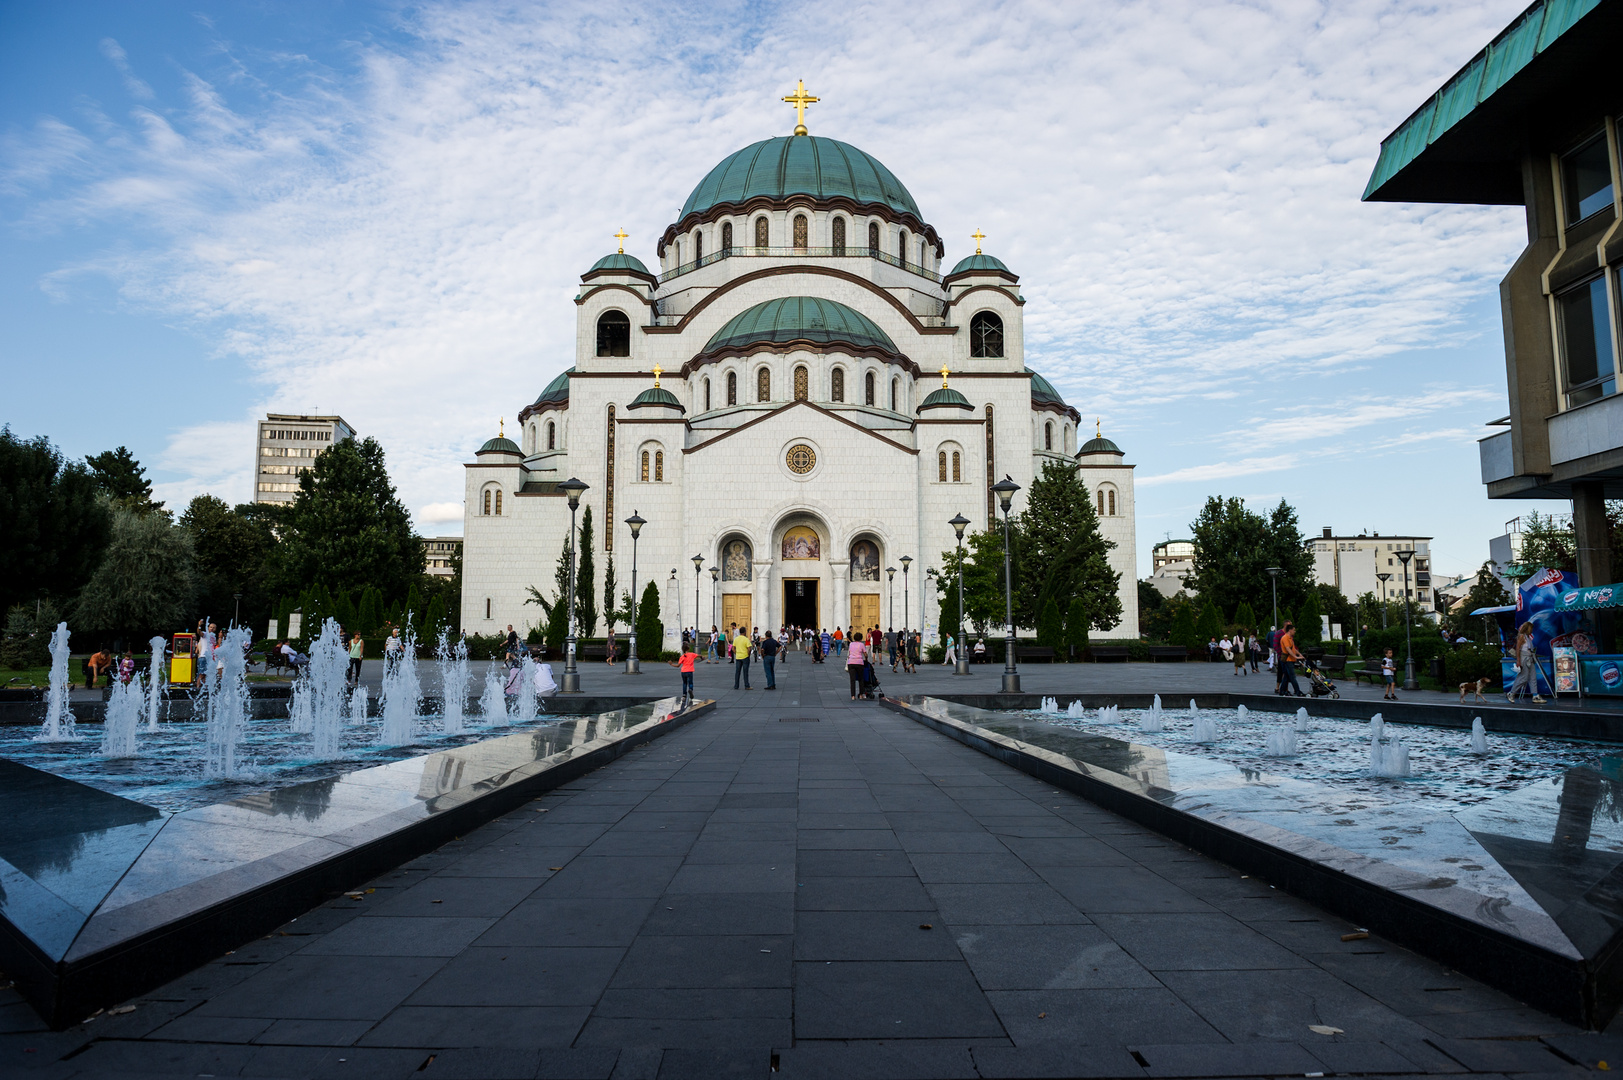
[1560,274,1617,407]
[1563,133,1615,225]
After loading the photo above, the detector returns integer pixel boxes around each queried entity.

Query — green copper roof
[1364,0,1603,201]
[948,253,1011,277]
[680,136,921,222]
[1079,435,1122,455]
[919,386,972,411]
[588,252,653,276]
[533,368,572,406]
[702,297,899,356]
[479,435,522,455]
[629,385,684,411]
[1028,369,1066,406]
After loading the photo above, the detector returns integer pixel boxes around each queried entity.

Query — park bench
[1349,663,1384,686]
[1147,646,1189,662]
[262,651,296,677]
[1316,655,1347,674]
[1089,646,1131,662]
[1016,646,1056,663]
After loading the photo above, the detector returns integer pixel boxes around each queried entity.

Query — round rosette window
[785,443,817,475]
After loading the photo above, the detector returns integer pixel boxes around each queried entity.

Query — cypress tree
[1037,597,1063,650]
[1296,592,1323,646]
[1065,596,1089,660]
[1233,601,1257,634]
[635,580,663,658]
[1170,603,1199,650]
[404,582,424,632]
[575,507,597,638]
[602,555,618,633]
[424,596,447,642]
[1195,597,1222,644]
[357,587,383,637]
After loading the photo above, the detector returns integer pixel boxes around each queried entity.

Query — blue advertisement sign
[1517,568,1597,658]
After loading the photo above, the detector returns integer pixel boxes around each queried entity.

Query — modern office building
[423,537,463,577]
[253,414,358,504]
[1305,529,1436,615]
[1145,539,1196,599]
[1364,0,1622,594]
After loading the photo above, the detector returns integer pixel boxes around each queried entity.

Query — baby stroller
[859,660,882,700]
[1302,658,1339,699]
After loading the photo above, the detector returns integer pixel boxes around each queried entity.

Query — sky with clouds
[1,0,1537,578]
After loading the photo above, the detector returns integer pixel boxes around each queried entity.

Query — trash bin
[1429,656,1444,682]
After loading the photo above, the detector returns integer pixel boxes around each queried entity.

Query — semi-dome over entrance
[678,136,921,223]
[700,296,899,358]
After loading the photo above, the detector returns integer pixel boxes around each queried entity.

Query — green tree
[424,595,447,642]
[86,446,162,514]
[73,508,198,645]
[935,547,969,643]
[403,582,424,631]
[1169,603,1200,650]
[1037,597,1064,650]
[1017,459,1121,632]
[1448,562,1513,642]
[357,587,384,637]
[0,428,114,620]
[1195,597,1222,644]
[1186,496,1313,633]
[526,531,574,649]
[263,437,422,605]
[1065,595,1090,659]
[635,579,663,658]
[575,507,598,638]
[1312,583,1355,643]
[1137,580,1165,637]
[180,495,278,634]
[1296,591,1322,646]
[602,555,619,633]
[1233,601,1257,633]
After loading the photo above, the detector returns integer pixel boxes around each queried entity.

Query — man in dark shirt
[759,631,780,689]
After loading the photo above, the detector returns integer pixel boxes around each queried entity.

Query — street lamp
[709,566,719,648]
[1265,567,1281,633]
[233,592,242,626]
[670,569,679,650]
[950,514,971,675]
[624,511,645,673]
[558,477,589,692]
[992,476,1021,694]
[1376,572,1391,629]
[886,566,896,629]
[900,555,912,634]
[692,554,704,643]
[1397,550,1419,690]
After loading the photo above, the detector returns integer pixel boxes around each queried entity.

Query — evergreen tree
[1137,581,1165,637]
[602,555,618,633]
[0,427,114,620]
[1064,595,1090,659]
[357,587,384,637]
[1195,597,1222,643]
[332,589,358,636]
[575,507,598,638]
[1037,597,1064,650]
[1186,496,1314,633]
[385,598,403,631]
[1297,591,1323,646]
[404,582,425,632]
[72,508,198,646]
[1016,460,1121,632]
[1169,603,1200,650]
[935,546,970,642]
[635,580,663,658]
[180,495,277,636]
[1233,601,1257,633]
[86,445,162,513]
[424,595,447,642]
[526,532,574,649]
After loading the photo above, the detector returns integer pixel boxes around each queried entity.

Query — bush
[463,633,508,662]
[1444,643,1503,687]
[1358,627,1443,665]
[926,644,945,664]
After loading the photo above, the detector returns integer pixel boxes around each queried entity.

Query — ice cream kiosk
[169,632,194,685]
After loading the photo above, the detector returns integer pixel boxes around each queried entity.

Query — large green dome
[533,368,572,406]
[1028,369,1066,406]
[702,297,899,357]
[679,136,921,222]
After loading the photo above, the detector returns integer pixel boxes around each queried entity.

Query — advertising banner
[1552,645,1579,695]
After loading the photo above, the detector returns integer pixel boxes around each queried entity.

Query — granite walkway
[3,652,1616,1079]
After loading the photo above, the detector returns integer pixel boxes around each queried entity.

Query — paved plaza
[6,651,1620,1078]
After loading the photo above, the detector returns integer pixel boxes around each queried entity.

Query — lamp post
[900,555,912,634]
[1397,550,1419,690]
[1376,572,1391,629]
[1265,567,1281,633]
[709,566,719,647]
[670,569,679,651]
[233,592,242,626]
[923,567,934,641]
[950,514,971,675]
[992,477,1021,693]
[558,477,589,692]
[886,567,896,630]
[692,554,704,644]
[624,511,644,673]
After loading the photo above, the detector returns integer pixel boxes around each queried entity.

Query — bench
[262,651,296,677]
[1015,646,1056,663]
[1089,646,1131,663]
[1316,655,1347,674]
[1349,663,1384,686]
[1147,646,1189,662]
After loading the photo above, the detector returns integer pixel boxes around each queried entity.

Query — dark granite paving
[4,650,1619,1078]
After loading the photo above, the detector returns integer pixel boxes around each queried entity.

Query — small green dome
[919,386,973,411]
[1080,435,1122,455]
[587,252,653,276]
[532,368,572,407]
[479,435,522,455]
[629,385,684,412]
[948,252,1010,277]
[680,136,921,222]
[702,297,899,356]
[1028,369,1066,406]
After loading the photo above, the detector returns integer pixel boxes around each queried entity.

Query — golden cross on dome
[1096,417,1102,439]
[971,229,985,254]
[782,79,819,136]
[652,363,662,388]
[614,228,628,254]
[499,417,505,437]
[941,365,951,388]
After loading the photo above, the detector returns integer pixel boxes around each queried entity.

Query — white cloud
[6,0,1532,557]
[416,502,465,527]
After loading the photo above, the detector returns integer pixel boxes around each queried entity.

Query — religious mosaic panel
[781,526,820,561]
[723,539,752,581]
[850,540,880,581]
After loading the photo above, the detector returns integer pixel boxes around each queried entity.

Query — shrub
[1444,643,1504,687]
[1358,627,1443,665]
[463,633,508,662]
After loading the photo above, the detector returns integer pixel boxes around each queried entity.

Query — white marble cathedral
[460,88,1137,648]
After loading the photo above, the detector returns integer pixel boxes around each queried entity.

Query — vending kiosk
[169,632,194,686]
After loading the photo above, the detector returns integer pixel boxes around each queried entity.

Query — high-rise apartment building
[1305,528,1435,616]
[254,414,357,504]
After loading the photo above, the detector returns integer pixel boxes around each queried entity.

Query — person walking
[605,626,617,665]
[348,632,365,686]
[906,629,919,673]
[1231,632,1247,677]
[760,629,779,689]
[1249,634,1262,673]
[943,633,956,666]
[819,628,832,663]
[846,632,869,700]
[885,627,898,670]
[668,638,697,699]
[733,625,753,690]
[1506,626,1546,704]
[1277,621,1306,697]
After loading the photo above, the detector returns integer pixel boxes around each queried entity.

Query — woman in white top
[943,634,956,665]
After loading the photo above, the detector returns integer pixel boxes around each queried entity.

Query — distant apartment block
[1306,528,1435,616]
[254,414,357,504]
[423,536,463,577]
[1146,539,1196,599]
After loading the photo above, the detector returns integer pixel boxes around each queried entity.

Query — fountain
[1264,724,1297,756]
[307,620,349,758]
[515,654,538,723]
[478,661,507,722]
[1367,712,1411,777]
[35,622,77,742]
[146,635,166,731]
[438,630,469,735]
[350,682,368,724]
[100,673,142,758]
[378,626,421,745]
[1237,703,1249,723]
[289,677,313,733]
[1295,706,1310,733]
[1472,717,1490,755]
[204,627,252,778]
[1192,708,1218,744]
[1143,694,1164,732]
[1040,696,1058,712]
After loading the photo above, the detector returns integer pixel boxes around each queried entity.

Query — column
[831,560,849,631]
[754,560,773,633]
[1574,480,1613,650]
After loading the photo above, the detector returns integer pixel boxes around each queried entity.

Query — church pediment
[682,399,916,457]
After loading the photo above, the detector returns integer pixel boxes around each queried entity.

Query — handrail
[659,246,943,285]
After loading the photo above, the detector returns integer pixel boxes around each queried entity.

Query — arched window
[865,372,875,406]
[898,229,908,264]
[704,378,711,411]
[794,366,808,401]
[641,451,650,482]
[754,217,768,247]
[952,451,961,482]
[494,490,502,515]
[596,311,631,357]
[757,367,771,401]
[832,217,846,255]
[547,421,556,450]
[1108,489,1116,516]
[868,222,879,254]
[832,368,845,402]
[482,489,491,515]
[793,214,808,250]
[727,371,737,406]
[890,378,898,412]
[721,222,733,253]
[1096,489,1105,515]
[655,450,664,482]
[1045,422,1053,451]
[694,231,704,263]
[970,312,1004,358]
[938,451,947,482]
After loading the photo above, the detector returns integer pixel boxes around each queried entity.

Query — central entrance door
[849,593,880,633]
[721,593,752,633]
[783,578,818,628]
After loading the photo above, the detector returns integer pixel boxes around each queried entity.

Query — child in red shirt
[669,641,697,698]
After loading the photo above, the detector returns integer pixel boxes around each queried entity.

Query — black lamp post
[1376,572,1391,629]
[692,554,704,642]
[886,567,896,629]
[900,555,912,635]
[233,592,242,626]
[1397,550,1419,690]
[950,514,971,675]
[1265,567,1281,633]
[992,477,1021,693]
[558,477,589,692]
[709,566,719,648]
[624,511,645,673]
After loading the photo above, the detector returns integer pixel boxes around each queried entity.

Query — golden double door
[721,593,752,633]
[849,593,880,632]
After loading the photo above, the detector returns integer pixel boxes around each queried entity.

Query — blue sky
[1,0,1534,576]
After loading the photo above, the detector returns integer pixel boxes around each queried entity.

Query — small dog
[1459,677,1492,704]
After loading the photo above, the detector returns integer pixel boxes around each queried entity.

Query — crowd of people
[673,623,929,698]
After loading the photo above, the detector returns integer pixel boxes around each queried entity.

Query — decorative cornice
[575,283,657,309]
[644,265,957,340]
[683,341,916,377]
[682,399,918,457]
[660,194,943,259]
[518,399,568,424]
[944,283,1026,309]
[944,268,1020,287]
[579,267,658,288]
